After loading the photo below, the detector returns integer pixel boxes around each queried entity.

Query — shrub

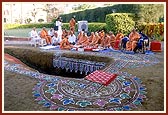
[136,22,164,41]
[57,4,142,23]
[88,23,107,32]
[105,13,135,35]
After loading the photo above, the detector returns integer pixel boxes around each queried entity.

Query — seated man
[100,33,111,48]
[77,32,89,47]
[114,31,124,50]
[30,27,41,46]
[133,31,149,53]
[88,32,95,43]
[60,35,73,50]
[77,31,84,41]
[99,30,105,44]
[40,27,52,45]
[126,28,141,51]
[52,32,60,46]
[48,27,55,37]
[30,27,40,41]
[89,32,100,48]
[120,36,129,50]
[109,31,116,48]
[68,31,76,45]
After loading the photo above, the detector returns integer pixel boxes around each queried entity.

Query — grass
[4,28,79,38]
[4,28,50,38]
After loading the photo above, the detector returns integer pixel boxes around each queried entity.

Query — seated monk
[88,32,95,42]
[114,31,124,49]
[77,31,83,41]
[100,33,111,48]
[40,27,52,45]
[109,31,116,48]
[126,29,141,51]
[77,32,89,47]
[98,30,105,44]
[89,32,100,48]
[60,35,73,50]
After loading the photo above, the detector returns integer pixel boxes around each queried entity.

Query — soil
[3,42,165,112]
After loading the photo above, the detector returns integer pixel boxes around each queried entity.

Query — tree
[43,4,59,22]
[25,18,32,23]
[31,4,37,23]
[138,4,164,23]
[72,4,96,11]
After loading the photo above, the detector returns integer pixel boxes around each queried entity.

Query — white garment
[30,30,38,38]
[55,20,63,40]
[48,30,54,37]
[52,36,61,44]
[68,34,76,43]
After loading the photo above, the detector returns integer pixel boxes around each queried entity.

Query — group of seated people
[30,27,149,53]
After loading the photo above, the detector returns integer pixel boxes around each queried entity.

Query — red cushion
[84,47,93,51]
[150,41,161,52]
[85,70,117,86]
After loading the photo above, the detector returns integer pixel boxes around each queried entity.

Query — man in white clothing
[55,17,63,41]
[48,28,54,37]
[30,27,41,41]
[68,31,76,45]
[52,32,61,46]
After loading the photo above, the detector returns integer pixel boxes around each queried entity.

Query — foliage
[72,4,96,11]
[88,23,107,32]
[136,22,164,41]
[25,18,32,24]
[105,13,135,35]
[138,4,164,23]
[56,4,140,23]
[56,4,164,24]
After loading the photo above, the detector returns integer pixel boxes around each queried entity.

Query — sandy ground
[3,42,165,112]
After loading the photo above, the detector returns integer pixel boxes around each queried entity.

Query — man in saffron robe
[98,30,105,44]
[109,31,116,48]
[69,16,76,34]
[40,27,52,45]
[126,29,141,51]
[88,32,95,42]
[60,35,73,50]
[89,32,100,48]
[77,31,83,41]
[114,31,124,50]
[101,33,111,48]
[77,32,89,47]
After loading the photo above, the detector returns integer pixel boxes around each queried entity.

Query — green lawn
[4,28,50,38]
[4,28,79,38]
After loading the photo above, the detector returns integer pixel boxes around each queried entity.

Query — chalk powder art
[4,50,159,111]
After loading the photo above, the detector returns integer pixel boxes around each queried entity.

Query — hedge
[57,4,140,23]
[105,13,135,35]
